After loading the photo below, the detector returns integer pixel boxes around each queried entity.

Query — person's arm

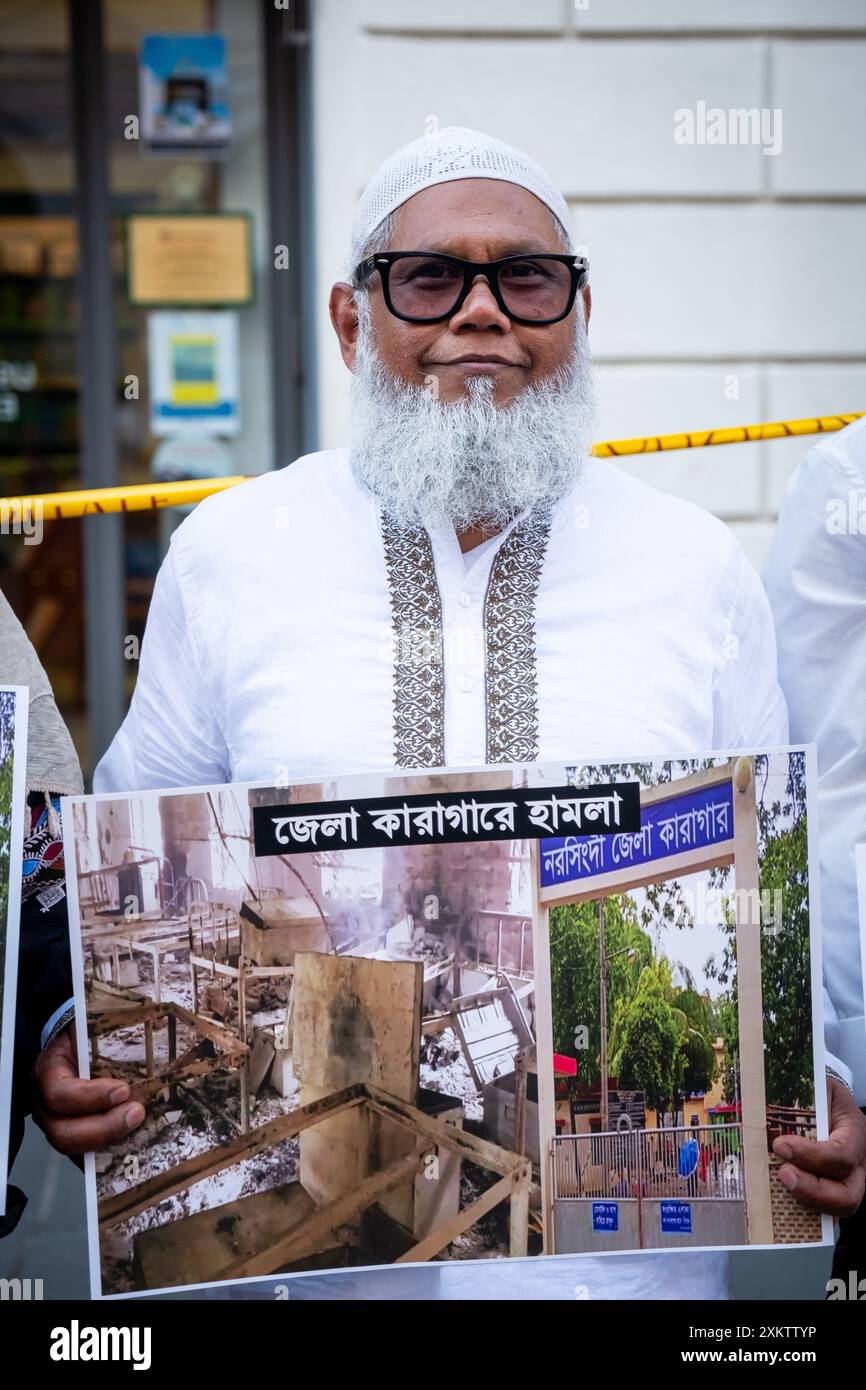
[823,985,856,1097]
[1,889,75,1235]
[94,535,230,792]
[20,891,144,1163]
[33,537,229,1157]
[40,531,228,1155]
[713,542,866,1217]
[21,796,146,1163]
[760,433,866,1213]
[35,536,229,1156]
[712,542,789,749]
[764,436,866,1105]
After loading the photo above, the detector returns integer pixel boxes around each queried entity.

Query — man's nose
[448,274,511,331]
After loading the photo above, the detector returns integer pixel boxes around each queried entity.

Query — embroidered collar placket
[381,509,551,769]
[381,513,446,768]
[483,511,552,764]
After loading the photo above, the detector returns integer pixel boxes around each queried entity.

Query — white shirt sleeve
[764,428,866,1100]
[93,537,230,793]
[823,986,855,1093]
[713,544,789,749]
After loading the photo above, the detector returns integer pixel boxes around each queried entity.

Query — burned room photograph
[66,770,541,1295]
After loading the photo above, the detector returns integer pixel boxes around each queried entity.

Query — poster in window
[147,311,240,437]
[139,35,231,152]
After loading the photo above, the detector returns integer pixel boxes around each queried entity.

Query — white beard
[349,299,597,533]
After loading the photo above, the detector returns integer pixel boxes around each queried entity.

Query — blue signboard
[660,1201,693,1235]
[592,1201,619,1233]
[540,780,734,890]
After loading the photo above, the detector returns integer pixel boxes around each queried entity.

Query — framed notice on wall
[126,213,253,307]
[147,311,240,436]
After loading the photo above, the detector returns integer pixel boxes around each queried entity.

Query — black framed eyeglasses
[352,250,589,325]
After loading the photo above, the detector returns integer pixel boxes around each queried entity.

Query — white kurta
[94,447,789,1303]
[765,416,866,1104]
[95,447,787,791]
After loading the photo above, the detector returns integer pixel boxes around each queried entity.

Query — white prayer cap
[352,126,574,254]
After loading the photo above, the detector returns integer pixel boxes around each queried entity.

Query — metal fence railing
[766,1105,817,1143]
[551,1123,744,1202]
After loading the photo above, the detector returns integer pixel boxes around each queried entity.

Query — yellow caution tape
[0,475,249,521]
[1,414,862,520]
[591,412,864,458]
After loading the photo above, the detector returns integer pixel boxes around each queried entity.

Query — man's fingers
[31,1025,146,1155]
[38,1101,146,1157]
[771,1085,866,1216]
[34,1030,134,1119]
[772,1131,859,1182]
[35,1057,134,1120]
[777,1161,866,1219]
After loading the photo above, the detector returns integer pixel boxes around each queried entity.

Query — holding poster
[62,748,829,1297]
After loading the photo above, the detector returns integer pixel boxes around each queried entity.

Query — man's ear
[329,282,360,370]
[581,284,592,330]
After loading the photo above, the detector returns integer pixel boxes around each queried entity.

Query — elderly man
[93,128,787,790]
[36,128,862,1296]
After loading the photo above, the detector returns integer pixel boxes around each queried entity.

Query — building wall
[377,771,521,956]
[310,0,866,570]
[379,835,528,963]
[768,1154,823,1244]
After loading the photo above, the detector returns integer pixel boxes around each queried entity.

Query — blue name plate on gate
[592,1201,619,1232]
[661,1200,692,1234]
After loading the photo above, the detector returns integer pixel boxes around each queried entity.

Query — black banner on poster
[252,782,640,858]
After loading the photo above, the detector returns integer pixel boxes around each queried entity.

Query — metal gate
[551,1122,746,1251]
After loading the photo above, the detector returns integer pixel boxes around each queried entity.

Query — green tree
[705,752,814,1108]
[671,986,718,1113]
[715,991,739,1104]
[611,962,718,1123]
[612,958,683,1121]
[549,895,651,1088]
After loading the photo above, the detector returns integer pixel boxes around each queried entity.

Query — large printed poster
[63,748,829,1297]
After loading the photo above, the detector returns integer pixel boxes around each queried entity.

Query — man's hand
[33,1027,146,1156]
[772,1077,866,1218]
